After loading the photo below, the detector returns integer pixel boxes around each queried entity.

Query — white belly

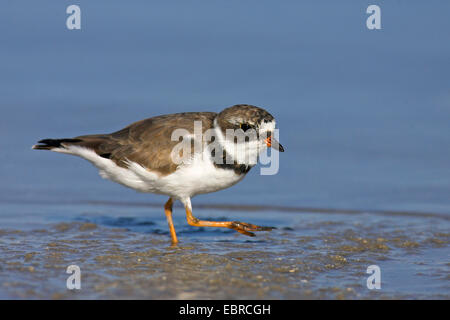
[156,155,246,198]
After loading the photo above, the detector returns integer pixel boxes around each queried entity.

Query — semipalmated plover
[33,104,284,244]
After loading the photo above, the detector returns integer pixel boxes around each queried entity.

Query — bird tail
[32,138,83,150]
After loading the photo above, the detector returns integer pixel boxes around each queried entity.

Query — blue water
[1,1,449,215]
[0,1,449,299]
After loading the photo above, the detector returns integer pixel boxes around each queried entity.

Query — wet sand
[0,202,448,299]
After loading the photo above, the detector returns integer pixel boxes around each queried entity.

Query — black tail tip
[32,138,82,150]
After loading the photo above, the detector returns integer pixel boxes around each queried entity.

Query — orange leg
[164,197,178,245]
[184,205,274,237]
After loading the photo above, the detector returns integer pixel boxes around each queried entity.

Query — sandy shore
[0,206,448,299]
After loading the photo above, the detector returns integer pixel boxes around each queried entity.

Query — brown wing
[74,112,217,175]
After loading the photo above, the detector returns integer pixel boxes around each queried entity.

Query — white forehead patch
[259,120,276,133]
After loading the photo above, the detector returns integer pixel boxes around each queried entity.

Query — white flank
[52,144,245,200]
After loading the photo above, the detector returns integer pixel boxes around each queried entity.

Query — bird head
[213,104,284,165]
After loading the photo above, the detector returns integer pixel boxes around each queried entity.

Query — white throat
[212,118,276,166]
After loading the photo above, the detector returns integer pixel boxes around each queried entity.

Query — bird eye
[240,123,251,131]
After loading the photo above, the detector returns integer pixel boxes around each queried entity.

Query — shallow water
[0,200,448,299]
[0,1,449,299]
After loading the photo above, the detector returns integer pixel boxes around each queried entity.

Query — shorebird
[33,104,284,244]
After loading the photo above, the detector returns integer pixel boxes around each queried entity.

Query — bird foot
[230,221,275,237]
